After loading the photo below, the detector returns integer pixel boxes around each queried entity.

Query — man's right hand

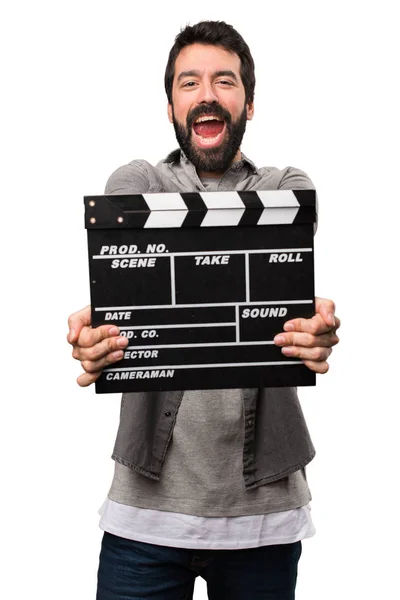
[67,305,129,387]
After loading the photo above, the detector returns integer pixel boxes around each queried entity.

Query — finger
[77,370,103,387]
[302,359,330,374]
[274,331,339,348]
[72,333,128,361]
[332,315,341,332]
[283,313,331,336]
[81,349,126,374]
[67,305,91,344]
[280,346,332,362]
[76,324,123,349]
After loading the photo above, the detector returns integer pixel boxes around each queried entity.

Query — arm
[68,160,151,386]
[275,169,338,372]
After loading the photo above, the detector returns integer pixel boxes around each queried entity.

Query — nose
[196,81,219,105]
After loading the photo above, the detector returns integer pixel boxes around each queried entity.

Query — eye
[182,81,197,88]
[217,80,234,86]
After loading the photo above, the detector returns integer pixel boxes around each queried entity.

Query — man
[68,20,340,600]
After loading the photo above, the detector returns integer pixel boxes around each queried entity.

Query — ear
[246,101,254,121]
[167,103,173,124]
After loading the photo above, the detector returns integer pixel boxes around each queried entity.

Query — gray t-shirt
[108,389,311,517]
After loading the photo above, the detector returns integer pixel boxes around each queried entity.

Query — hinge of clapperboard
[84,190,316,230]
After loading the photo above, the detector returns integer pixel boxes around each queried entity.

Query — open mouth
[192,115,226,148]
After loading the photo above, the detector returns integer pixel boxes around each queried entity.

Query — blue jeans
[96,532,302,599]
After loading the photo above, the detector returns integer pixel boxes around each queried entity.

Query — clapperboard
[85,190,316,393]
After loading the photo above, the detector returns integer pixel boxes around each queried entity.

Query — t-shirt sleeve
[104,160,151,195]
[278,166,318,233]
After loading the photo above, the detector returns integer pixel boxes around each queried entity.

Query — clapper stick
[84,190,316,393]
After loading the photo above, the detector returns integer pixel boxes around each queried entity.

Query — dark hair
[164,21,255,105]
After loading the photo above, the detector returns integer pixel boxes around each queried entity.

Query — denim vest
[112,388,315,490]
[105,150,316,490]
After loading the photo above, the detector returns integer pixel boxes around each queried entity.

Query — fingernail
[109,327,120,336]
[69,328,76,341]
[112,350,124,360]
[329,313,335,326]
[281,347,293,356]
[117,337,128,347]
[274,335,286,345]
[284,323,295,332]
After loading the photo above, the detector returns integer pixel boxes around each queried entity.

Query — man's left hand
[273,297,340,374]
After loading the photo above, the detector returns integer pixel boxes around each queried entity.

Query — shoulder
[278,166,315,190]
[105,159,154,194]
[257,165,315,190]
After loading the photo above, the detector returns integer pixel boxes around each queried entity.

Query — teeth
[194,115,222,124]
[198,134,222,144]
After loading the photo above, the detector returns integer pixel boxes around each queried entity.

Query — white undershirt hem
[98,498,316,550]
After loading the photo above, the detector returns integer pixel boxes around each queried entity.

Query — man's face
[168,43,254,175]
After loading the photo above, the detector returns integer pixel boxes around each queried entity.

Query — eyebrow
[176,69,239,83]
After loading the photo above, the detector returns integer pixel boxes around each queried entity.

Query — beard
[172,101,248,173]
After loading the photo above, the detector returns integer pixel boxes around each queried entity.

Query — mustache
[187,102,232,130]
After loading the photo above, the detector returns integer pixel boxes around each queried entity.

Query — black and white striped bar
[85,190,316,393]
[85,189,315,229]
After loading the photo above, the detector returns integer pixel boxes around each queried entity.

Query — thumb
[315,297,335,328]
[67,305,92,344]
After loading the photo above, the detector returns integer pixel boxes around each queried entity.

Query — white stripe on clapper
[199,191,246,209]
[95,300,313,311]
[256,190,300,225]
[170,255,176,305]
[245,253,250,302]
[126,341,275,349]
[93,248,312,259]
[256,190,299,208]
[104,361,302,372]
[258,207,299,225]
[119,323,235,330]
[143,193,188,211]
[144,211,188,228]
[201,209,245,227]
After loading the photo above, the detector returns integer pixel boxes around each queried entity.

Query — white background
[1,1,399,598]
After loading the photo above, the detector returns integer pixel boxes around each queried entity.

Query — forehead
[173,43,242,81]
